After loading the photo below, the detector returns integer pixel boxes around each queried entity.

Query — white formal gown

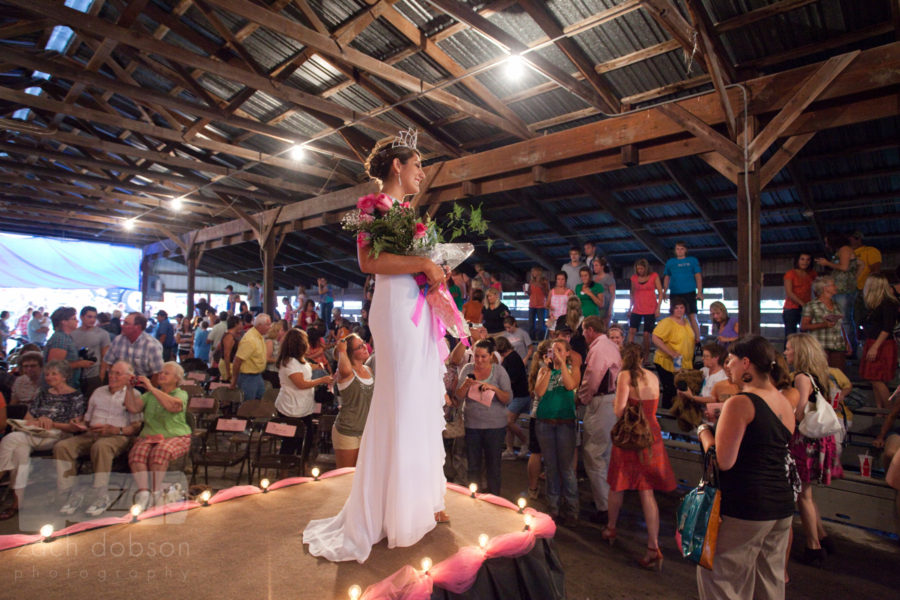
[302,273,447,563]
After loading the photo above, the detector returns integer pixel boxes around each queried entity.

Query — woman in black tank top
[697,336,796,600]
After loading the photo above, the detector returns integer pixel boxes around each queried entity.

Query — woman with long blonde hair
[785,333,842,567]
[525,339,553,500]
[859,274,899,409]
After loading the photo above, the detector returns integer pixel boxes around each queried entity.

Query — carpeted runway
[1,472,536,599]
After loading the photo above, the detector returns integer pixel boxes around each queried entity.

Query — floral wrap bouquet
[343,193,487,340]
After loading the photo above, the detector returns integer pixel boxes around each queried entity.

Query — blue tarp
[0,233,140,289]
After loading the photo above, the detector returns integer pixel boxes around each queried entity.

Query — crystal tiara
[391,127,418,151]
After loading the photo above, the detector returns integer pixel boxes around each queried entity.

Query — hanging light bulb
[289,145,305,161]
[123,218,136,231]
[506,54,525,79]
[171,197,183,211]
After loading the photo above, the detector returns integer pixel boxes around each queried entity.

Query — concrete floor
[2,450,899,599]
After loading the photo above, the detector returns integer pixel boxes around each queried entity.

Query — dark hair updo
[728,335,786,384]
[364,137,419,183]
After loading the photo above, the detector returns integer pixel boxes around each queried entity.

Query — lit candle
[39,523,54,541]
[348,584,362,600]
[517,497,527,513]
[523,514,533,531]
[311,467,320,480]
[468,482,477,498]
[260,478,270,492]
[421,557,432,574]
[130,504,142,522]
[199,490,211,506]
[478,533,489,549]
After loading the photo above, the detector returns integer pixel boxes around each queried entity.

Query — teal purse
[675,449,721,570]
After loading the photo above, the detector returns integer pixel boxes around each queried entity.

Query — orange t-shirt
[783,269,817,310]
[462,300,483,323]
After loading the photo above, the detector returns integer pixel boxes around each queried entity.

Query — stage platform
[1,469,564,599]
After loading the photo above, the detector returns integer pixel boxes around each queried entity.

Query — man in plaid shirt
[100,312,164,384]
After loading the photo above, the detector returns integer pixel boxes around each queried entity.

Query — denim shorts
[507,395,531,416]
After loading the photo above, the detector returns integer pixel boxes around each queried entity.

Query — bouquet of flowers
[342,193,489,339]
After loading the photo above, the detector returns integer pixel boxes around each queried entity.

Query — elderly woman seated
[54,360,143,517]
[0,360,86,520]
[125,361,191,510]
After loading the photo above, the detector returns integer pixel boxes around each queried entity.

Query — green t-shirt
[536,369,576,420]
[576,282,605,317]
[449,284,464,310]
[139,388,191,438]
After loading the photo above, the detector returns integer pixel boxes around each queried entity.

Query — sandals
[0,498,19,521]
[434,510,450,524]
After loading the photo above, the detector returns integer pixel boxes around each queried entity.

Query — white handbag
[797,374,844,439]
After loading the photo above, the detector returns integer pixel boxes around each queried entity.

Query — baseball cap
[554,316,573,334]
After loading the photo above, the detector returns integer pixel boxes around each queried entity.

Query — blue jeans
[237,372,265,402]
[320,302,333,330]
[528,307,547,340]
[833,291,857,353]
[535,420,578,516]
[465,427,506,496]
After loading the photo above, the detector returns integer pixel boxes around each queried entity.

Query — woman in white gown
[303,136,449,563]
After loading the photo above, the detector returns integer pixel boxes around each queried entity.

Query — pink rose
[400,201,410,209]
[374,193,394,214]
[359,213,374,223]
[414,222,428,239]
[356,232,371,248]
[356,194,377,215]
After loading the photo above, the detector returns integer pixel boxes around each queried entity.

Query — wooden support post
[736,157,761,335]
[261,236,276,317]
[140,256,150,314]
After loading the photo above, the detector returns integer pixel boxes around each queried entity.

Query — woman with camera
[533,338,580,524]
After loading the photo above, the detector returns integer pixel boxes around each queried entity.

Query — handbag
[610,402,652,451]
[676,448,721,570]
[797,373,843,439]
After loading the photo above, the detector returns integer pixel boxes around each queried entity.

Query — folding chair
[251,419,307,482]
[191,413,252,485]
[212,386,244,417]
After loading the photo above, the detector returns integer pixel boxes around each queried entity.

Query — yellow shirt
[235,327,267,374]
[854,245,882,289]
[652,317,695,373]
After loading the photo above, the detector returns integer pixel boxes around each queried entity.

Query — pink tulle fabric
[361,565,433,600]
[0,468,557,600]
[209,485,260,504]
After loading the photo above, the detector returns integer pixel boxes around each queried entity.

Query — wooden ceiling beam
[426,43,898,191]
[0,85,338,195]
[714,0,819,34]
[7,0,413,147]
[378,4,531,140]
[518,0,621,113]
[201,0,532,139]
[684,0,737,137]
[746,51,859,162]
[661,159,738,259]
[576,176,669,263]
[759,132,816,187]
[428,0,617,112]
